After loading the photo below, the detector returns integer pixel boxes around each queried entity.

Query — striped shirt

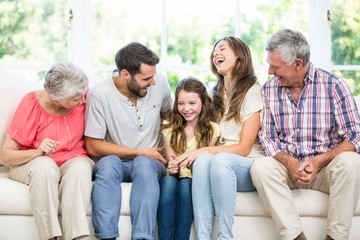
[259,62,360,162]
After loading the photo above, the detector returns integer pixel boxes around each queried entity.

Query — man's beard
[128,77,148,98]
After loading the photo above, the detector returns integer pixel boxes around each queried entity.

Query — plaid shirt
[259,62,360,162]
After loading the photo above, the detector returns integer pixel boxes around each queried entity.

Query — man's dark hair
[115,42,159,76]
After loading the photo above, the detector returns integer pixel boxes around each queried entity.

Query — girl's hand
[167,161,180,175]
[38,138,59,156]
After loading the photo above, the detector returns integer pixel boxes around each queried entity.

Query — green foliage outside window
[331,0,360,95]
[0,0,359,93]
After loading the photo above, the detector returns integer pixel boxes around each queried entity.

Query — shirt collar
[304,62,315,84]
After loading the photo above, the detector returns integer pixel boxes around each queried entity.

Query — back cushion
[0,67,41,164]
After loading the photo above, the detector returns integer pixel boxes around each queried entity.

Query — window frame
[7,0,359,86]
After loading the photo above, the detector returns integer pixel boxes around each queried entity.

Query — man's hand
[141,147,167,164]
[285,157,307,181]
[276,152,323,186]
[296,158,320,185]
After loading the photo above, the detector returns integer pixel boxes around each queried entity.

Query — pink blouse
[7,91,88,166]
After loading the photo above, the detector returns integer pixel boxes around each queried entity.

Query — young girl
[157,77,220,240]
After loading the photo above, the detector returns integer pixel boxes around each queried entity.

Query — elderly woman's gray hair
[266,29,310,66]
[44,62,89,102]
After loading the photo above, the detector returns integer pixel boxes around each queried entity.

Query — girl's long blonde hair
[162,77,215,155]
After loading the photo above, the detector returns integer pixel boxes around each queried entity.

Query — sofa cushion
[0,67,41,165]
[235,190,329,217]
[0,177,32,215]
[0,166,131,216]
[2,164,359,218]
[0,166,9,178]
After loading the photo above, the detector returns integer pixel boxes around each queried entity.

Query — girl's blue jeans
[157,175,193,240]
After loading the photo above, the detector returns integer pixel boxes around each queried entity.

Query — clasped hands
[289,157,320,186]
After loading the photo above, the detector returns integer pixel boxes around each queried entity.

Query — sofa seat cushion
[0,177,32,215]
[234,190,329,217]
[1,166,360,217]
[0,166,9,178]
[236,189,360,217]
[0,166,132,216]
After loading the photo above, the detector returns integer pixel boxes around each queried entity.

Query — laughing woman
[173,36,265,239]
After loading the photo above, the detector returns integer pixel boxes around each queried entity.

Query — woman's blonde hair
[210,36,257,123]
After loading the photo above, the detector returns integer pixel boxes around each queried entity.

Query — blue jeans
[91,155,166,240]
[157,175,193,240]
[192,153,256,240]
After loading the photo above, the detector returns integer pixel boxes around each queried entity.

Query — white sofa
[1,67,360,240]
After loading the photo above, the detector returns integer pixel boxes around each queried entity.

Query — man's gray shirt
[85,73,172,149]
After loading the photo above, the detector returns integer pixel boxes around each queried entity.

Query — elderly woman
[1,62,94,240]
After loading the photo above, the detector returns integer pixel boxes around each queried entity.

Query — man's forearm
[311,141,356,169]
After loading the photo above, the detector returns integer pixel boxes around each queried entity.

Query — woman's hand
[38,138,59,156]
[175,148,209,168]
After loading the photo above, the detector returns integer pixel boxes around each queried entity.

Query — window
[90,0,162,84]
[1,0,359,93]
[0,0,67,81]
[88,0,310,89]
[0,0,68,80]
[237,0,309,84]
[331,0,360,95]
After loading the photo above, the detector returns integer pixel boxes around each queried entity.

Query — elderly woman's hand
[38,138,59,155]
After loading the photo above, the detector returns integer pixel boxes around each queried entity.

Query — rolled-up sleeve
[333,81,360,152]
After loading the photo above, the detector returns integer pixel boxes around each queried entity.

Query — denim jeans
[192,152,256,240]
[157,175,193,240]
[91,155,166,240]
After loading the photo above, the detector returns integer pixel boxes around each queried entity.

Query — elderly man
[251,29,360,240]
